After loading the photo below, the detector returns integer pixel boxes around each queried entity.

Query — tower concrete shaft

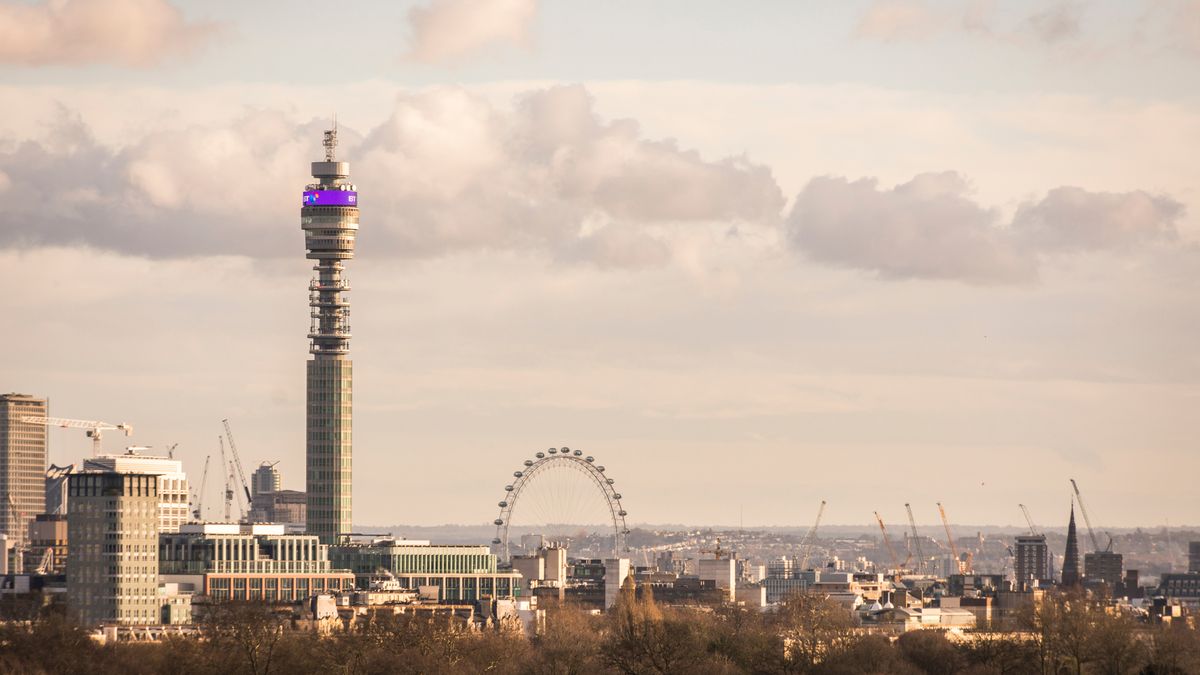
[302,127,358,544]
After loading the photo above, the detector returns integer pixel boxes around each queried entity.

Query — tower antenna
[323,115,338,162]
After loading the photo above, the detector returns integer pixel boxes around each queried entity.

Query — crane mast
[937,502,970,574]
[874,511,902,577]
[218,436,234,521]
[222,419,254,506]
[1069,479,1104,552]
[905,503,923,574]
[798,499,826,570]
[192,455,210,521]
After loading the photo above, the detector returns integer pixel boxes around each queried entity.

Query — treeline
[1,588,1198,674]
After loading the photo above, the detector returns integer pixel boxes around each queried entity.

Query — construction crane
[1070,479,1106,552]
[20,416,132,456]
[700,537,727,560]
[874,511,903,577]
[192,455,211,521]
[222,419,253,506]
[1019,504,1040,535]
[218,436,234,521]
[797,500,826,570]
[905,503,923,575]
[937,502,971,574]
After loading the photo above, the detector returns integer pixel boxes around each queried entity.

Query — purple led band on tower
[303,190,358,206]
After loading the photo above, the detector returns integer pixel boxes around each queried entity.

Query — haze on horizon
[1,0,1197,530]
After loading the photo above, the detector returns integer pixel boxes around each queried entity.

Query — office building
[699,557,737,602]
[1,393,48,551]
[67,471,160,627]
[604,557,632,609]
[1013,534,1049,590]
[332,540,524,602]
[1061,504,1080,587]
[1189,541,1200,574]
[1084,551,1123,589]
[251,462,281,499]
[45,464,72,516]
[28,513,67,573]
[160,523,354,601]
[249,489,307,529]
[84,450,189,532]
[302,126,358,544]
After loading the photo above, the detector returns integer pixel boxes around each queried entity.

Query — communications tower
[302,125,358,544]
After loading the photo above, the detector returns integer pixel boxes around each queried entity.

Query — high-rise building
[251,461,281,498]
[1189,541,1200,573]
[1084,551,1123,590]
[1061,504,1081,587]
[302,126,358,544]
[67,471,160,627]
[83,450,189,532]
[1,393,48,552]
[1014,534,1049,590]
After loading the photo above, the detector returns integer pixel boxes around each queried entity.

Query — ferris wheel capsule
[524,460,533,466]
[574,449,583,456]
[536,452,545,459]
[585,456,594,462]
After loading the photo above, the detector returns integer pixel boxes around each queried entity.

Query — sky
[1,0,1198,530]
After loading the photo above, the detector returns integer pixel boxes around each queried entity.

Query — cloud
[854,0,1085,46]
[405,0,537,63]
[1020,2,1085,44]
[0,0,220,67]
[1012,187,1182,252]
[0,86,783,268]
[854,1,943,42]
[786,172,1034,283]
[786,172,1184,283]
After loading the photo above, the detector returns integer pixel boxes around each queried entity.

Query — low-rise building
[160,523,354,602]
[331,539,524,602]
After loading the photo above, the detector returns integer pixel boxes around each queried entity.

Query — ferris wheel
[491,447,630,561]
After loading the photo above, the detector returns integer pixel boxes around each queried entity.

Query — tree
[201,602,287,675]
[896,630,965,675]
[772,591,857,672]
[528,605,610,675]
[602,578,710,674]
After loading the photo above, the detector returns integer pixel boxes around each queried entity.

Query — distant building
[1014,534,1049,590]
[83,450,189,533]
[1189,542,1200,574]
[160,523,354,601]
[1061,504,1081,587]
[251,462,281,499]
[44,464,72,516]
[604,557,631,609]
[1159,573,1200,602]
[1084,551,1123,590]
[1,393,48,552]
[249,489,307,529]
[698,557,736,602]
[28,513,67,573]
[331,540,523,602]
[67,471,160,627]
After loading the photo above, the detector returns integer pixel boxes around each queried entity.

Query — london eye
[491,447,630,561]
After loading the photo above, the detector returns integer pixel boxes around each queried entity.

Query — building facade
[1,393,48,551]
[251,462,281,499]
[160,523,353,602]
[249,489,307,529]
[1084,551,1123,589]
[84,451,189,532]
[332,540,523,602]
[67,471,160,627]
[302,127,358,544]
[1014,534,1049,590]
[1189,541,1200,574]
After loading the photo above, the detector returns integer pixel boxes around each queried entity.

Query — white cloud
[405,0,537,63]
[0,0,220,67]
[0,85,783,268]
[786,172,1184,283]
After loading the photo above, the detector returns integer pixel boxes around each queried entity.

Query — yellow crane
[937,502,972,574]
[20,416,132,456]
[798,500,826,570]
[874,511,903,578]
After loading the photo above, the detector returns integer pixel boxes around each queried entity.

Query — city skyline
[2,0,1199,528]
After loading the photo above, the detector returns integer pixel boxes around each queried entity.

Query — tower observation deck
[302,126,358,544]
